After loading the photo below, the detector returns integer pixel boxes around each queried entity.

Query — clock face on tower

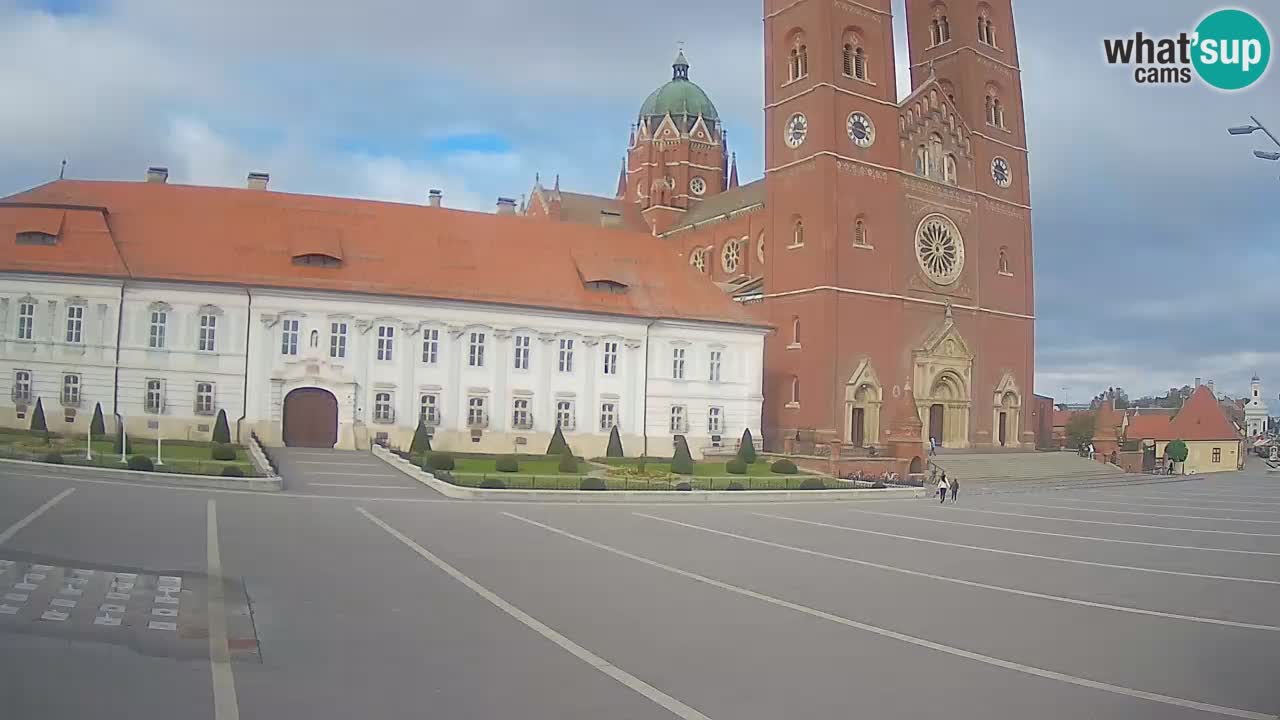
[992,157,1012,188]
[847,112,875,148]
[785,113,808,149]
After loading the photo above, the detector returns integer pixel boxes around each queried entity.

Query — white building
[1,173,767,458]
[1244,375,1269,439]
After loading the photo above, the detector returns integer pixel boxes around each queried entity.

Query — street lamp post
[1228,116,1280,172]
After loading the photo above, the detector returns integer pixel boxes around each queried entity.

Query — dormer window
[292,253,342,268]
[584,280,629,294]
[16,231,57,246]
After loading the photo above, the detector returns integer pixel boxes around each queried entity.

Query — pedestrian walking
[929,437,937,456]
[950,476,959,503]
[938,474,949,504]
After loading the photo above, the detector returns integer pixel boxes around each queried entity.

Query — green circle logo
[1192,9,1271,90]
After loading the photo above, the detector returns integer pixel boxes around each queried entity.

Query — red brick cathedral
[527,0,1034,455]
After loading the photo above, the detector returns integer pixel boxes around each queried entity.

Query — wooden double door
[282,388,338,448]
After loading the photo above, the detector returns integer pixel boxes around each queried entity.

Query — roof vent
[146,167,169,184]
[496,197,517,215]
[247,172,270,190]
[428,189,443,208]
[599,210,623,228]
[16,231,58,246]
[584,280,629,294]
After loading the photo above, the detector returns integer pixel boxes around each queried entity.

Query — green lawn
[440,473,845,491]
[0,432,259,477]
[452,456,584,475]
[604,459,807,477]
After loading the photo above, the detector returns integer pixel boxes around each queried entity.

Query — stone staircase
[928,451,1148,492]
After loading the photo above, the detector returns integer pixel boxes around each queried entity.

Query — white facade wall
[1,274,766,458]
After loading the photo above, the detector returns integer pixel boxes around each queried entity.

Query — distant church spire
[728,153,739,189]
[616,158,627,198]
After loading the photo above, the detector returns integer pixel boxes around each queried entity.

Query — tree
[30,397,48,441]
[605,425,624,458]
[410,421,432,455]
[1065,412,1096,449]
[546,424,570,455]
[557,447,579,473]
[1165,439,1189,464]
[737,428,757,464]
[89,402,106,437]
[671,435,694,475]
[212,409,231,444]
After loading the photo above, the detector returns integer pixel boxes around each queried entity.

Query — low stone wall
[783,454,911,478]
[0,457,282,492]
[371,446,923,503]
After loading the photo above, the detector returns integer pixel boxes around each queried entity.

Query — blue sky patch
[21,0,96,16]
[428,133,512,155]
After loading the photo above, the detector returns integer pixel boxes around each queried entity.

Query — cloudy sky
[2,0,1278,402]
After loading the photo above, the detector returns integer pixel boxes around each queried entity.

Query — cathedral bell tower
[626,51,729,235]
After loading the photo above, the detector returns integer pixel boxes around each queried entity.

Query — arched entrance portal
[283,387,338,448]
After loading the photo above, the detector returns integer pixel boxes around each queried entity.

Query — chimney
[599,210,623,228]
[247,172,270,190]
[1194,377,1201,388]
[1208,380,1215,395]
[146,167,169,184]
[427,189,442,208]
[496,197,517,215]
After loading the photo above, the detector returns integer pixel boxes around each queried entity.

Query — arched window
[978,15,987,44]
[854,46,866,80]
[944,154,958,185]
[798,44,809,77]
[691,248,706,273]
[998,247,1011,275]
[843,44,854,77]
[930,20,941,46]
[916,145,928,176]
[987,20,996,47]
[854,217,869,247]
[792,219,805,247]
[792,317,801,345]
[993,98,1005,128]
[791,376,801,405]
[929,133,944,177]
[789,48,801,81]
[310,330,320,348]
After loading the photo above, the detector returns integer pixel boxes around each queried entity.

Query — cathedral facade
[531,0,1035,454]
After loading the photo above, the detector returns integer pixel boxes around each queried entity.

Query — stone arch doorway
[844,360,883,450]
[282,387,338,448]
[997,391,1019,447]
[927,371,968,448]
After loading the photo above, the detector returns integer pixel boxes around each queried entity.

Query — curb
[371,447,923,503]
[0,457,283,493]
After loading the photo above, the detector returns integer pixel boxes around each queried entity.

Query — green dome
[639,51,719,122]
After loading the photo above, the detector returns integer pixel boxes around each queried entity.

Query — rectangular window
[373,392,394,423]
[149,310,167,349]
[602,341,618,376]
[556,400,576,431]
[377,325,395,362]
[65,305,84,344]
[195,382,215,415]
[1213,448,1222,464]
[600,402,617,431]
[61,373,81,406]
[558,338,575,373]
[670,405,688,434]
[281,319,299,356]
[513,335,531,370]
[422,328,439,364]
[145,379,165,414]
[420,394,440,426]
[468,332,486,368]
[708,406,723,434]
[709,350,722,383]
[672,347,686,380]
[330,322,348,359]
[13,370,32,403]
[198,314,217,352]
[512,398,532,429]
[467,397,487,427]
[17,302,35,340]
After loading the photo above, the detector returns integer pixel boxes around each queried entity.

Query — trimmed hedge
[671,435,694,475]
[871,481,887,489]
[770,459,799,474]
[127,455,154,472]
[725,458,748,475]
[675,481,692,492]
[212,409,231,444]
[605,425,625,458]
[220,465,245,477]
[799,477,826,490]
[546,425,570,455]
[558,449,579,473]
[90,403,106,437]
[211,443,236,461]
[410,421,432,455]
[579,477,607,491]
[480,477,507,489]
[726,481,745,491]
[495,456,520,473]
[425,453,455,471]
[737,428,757,464]
[43,451,63,464]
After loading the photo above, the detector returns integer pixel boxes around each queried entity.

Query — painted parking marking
[58,586,84,597]
[992,501,1280,524]
[1105,493,1280,507]
[158,575,182,588]
[24,572,46,581]
[40,610,69,622]
[3,593,28,602]
[99,604,127,614]
[842,508,1280,556]
[1136,490,1280,502]
[919,505,1280,537]
[291,461,383,468]
[105,591,130,601]
[148,620,177,631]
[755,513,1280,586]
[50,598,77,608]
[30,564,53,572]
[504,512,1276,720]
[636,513,1280,632]
[94,616,122,627]
[152,607,178,617]
[113,573,138,582]
[308,483,417,489]
[1050,497,1280,516]
[14,582,37,591]
[0,604,20,615]
[155,594,179,605]
[358,507,714,720]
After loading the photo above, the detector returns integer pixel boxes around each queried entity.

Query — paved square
[0,462,1277,719]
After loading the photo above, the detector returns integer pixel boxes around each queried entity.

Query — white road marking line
[843,508,1280,556]
[308,483,416,489]
[504,512,1276,720]
[755,513,1280,586]
[1108,493,1280,507]
[290,461,383,468]
[992,501,1280,524]
[635,513,1280,632]
[357,507,713,720]
[206,501,240,720]
[0,488,75,544]
[1135,491,1280,502]
[1053,497,1280,516]
[917,505,1280,537]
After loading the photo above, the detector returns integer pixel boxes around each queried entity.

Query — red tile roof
[1124,414,1171,441]
[2,180,765,328]
[1167,386,1240,441]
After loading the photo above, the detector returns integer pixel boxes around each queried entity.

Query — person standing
[950,476,960,503]
[929,437,938,456]
[938,474,949,504]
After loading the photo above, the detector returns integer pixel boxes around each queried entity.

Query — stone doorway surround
[912,309,973,449]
